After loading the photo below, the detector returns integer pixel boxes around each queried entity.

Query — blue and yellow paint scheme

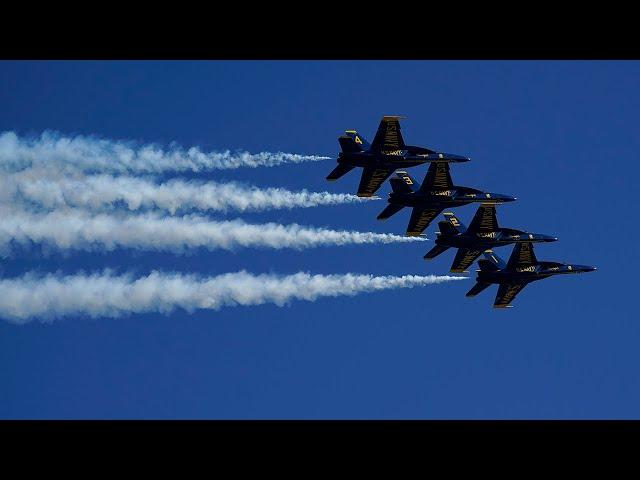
[465,242,596,308]
[424,205,557,273]
[376,166,516,237]
[326,116,469,197]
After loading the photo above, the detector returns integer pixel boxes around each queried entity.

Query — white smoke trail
[0,270,466,323]
[1,170,375,214]
[0,131,330,174]
[0,207,425,256]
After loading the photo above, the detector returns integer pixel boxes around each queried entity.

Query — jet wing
[406,207,443,236]
[450,248,485,273]
[506,241,538,270]
[494,281,530,308]
[370,116,406,153]
[357,167,395,197]
[418,162,453,192]
[468,204,499,233]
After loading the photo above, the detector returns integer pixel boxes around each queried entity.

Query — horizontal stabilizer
[423,244,450,260]
[326,163,355,181]
[466,281,491,297]
[377,203,405,220]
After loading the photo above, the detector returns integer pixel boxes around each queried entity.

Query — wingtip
[382,115,407,121]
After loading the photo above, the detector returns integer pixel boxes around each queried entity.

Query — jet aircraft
[466,242,596,308]
[376,167,516,237]
[326,116,469,197]
[424,204,557,272]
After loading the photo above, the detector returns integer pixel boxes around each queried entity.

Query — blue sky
[0,61,637,419]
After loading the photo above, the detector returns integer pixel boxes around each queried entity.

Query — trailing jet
[466,242,596,308]
[326,116,469,197]
[424,204,558,273]
[376,166,516,237]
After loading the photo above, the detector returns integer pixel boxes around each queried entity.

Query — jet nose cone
[442,152,470,162]
[576,265,597,273]
[499,194,517,202]
[480,193,516,203]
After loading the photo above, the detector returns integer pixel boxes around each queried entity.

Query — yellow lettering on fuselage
[516,266,536,273]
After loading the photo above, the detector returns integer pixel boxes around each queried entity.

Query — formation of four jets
[326,116,595,308]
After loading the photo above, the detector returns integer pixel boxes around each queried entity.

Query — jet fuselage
[436,229,557,250]
[387,187,516,210]
[337,149,468,170]
[476,262,597,285]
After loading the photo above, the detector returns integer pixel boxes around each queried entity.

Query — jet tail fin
[466,281,491,297]
[442,212,467,233]
[341,130,370,151]
[338,136,363,153]
[389,171,416,194]
[437,220,459,237]
[477,259,500,273]
[482,250,507,270]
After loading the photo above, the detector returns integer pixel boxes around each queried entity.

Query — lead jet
[326,116,469,197]
[466,242,596,308]
[424,204,558,272]
[376,166,516,237]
